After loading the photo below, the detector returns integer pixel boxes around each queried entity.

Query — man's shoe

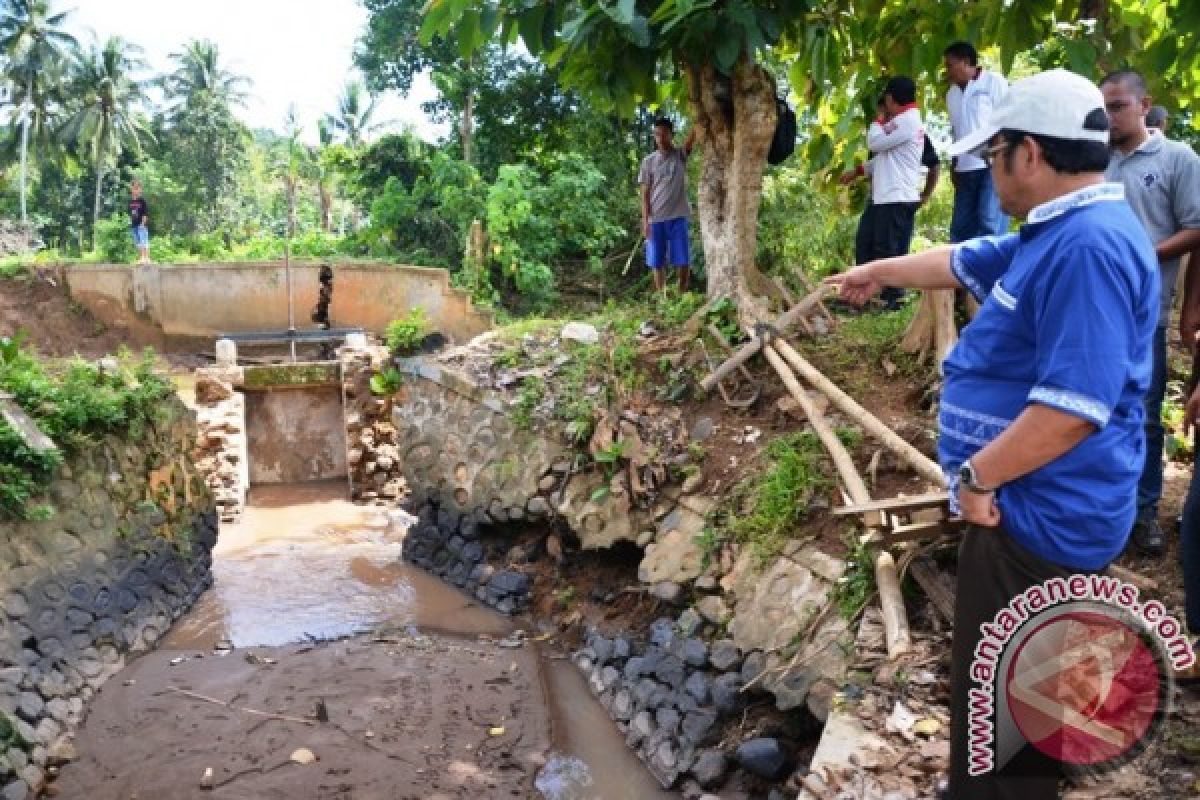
[1129,517,1165,557]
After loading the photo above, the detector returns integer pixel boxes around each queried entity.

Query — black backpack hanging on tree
[767,94,796,165]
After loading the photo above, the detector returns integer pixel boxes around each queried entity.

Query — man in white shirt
[944,41,1010,241]
[861,76,927,309]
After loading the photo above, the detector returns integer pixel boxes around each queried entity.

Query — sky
[63,0,445,143]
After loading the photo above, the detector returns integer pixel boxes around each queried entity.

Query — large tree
[59,35,152,247]
[325,80,382,148]
[0,0,76,224]
[161,39,251,116]
[423,0,1198,310]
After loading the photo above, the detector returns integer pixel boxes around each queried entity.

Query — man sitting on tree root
[639,117,696,292]
[828,70,1158,799]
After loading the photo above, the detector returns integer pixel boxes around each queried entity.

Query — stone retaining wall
[0,398,218,799]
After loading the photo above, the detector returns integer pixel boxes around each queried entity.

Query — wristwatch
[958,459,997,494]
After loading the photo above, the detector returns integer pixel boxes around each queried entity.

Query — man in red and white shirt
[862,75,927,309]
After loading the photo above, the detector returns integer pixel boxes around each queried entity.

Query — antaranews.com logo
[967,573,1195,776]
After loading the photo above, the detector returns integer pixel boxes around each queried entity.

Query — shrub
[385,307,427,354]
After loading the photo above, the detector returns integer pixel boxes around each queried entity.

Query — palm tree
[59,36,153,248]
[0,0,77,224]
[325,80,381,148]
[162,38,250,115]
[315,116,335,233]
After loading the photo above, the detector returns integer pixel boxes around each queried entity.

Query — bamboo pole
[874,550,913,656]
[770,339,946,487]
[698,285,832,392]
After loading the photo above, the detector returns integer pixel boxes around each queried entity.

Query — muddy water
[163,481,671,798]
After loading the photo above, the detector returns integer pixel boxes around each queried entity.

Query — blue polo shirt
[942,182,1159,570]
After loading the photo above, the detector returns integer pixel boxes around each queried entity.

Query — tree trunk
[685,57,777,316]
[318,182,333,232]
[18,77,32,225]
[92,162,105,252]
[461,79,475,165]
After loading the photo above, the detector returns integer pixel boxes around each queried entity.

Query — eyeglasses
[981,142,1012,167]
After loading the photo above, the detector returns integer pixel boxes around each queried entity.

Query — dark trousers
[1136,326,1168,518]
[1180,443,1200,634]
[948,526,1081,800]
[856,201,919,309]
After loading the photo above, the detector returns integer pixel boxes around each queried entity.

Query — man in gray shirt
[639,118,695,292]
[1101,69,1200,555]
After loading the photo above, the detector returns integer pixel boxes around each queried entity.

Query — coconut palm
[324,80,381,148]
[0,0,77,223]
[59,36,153,248]
[161,38,250,115]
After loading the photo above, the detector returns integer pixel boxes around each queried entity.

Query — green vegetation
[369,367,404,396]
[832,533,879,621]
[0,336,172,519]
[725,431,830,563]
[384,307,428,354]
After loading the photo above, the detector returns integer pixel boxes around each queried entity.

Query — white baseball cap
[948,68,1110,157]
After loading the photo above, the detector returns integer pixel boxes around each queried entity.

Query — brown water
[162,481,672,799]
[162,482,509,649]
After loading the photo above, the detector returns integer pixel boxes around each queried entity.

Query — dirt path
[53,634,550,799]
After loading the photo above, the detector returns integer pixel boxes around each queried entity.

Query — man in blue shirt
[829,69,1158,799]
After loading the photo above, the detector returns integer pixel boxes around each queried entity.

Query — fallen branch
[769,338,946,487]
[698,285,833,392]
[165,686,316,726]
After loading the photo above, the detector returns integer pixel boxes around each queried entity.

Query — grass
[726,431,830,563]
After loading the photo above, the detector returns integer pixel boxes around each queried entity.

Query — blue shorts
[646,217,690,270]
[132,226,149,247]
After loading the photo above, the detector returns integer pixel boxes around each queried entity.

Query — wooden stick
[874,550,913,657]
[832,492,949,516]
[165,686,316,726]
[770,338,946,487]
[698,285,832,392]
[899,290,935,356]
[909,556,956,623]
[771,277,813,334]
[794,269,836,325]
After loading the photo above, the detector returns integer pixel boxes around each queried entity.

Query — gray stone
[629,710,655,745]
[709,639,741,672]
[16,767,40,793]
[734,738,789,780]
[591,636,613,665]
[32,718,59,747]
[44,699,68,724]
[14,694,41,722]
[651,581,684,604]
[677,609,703,637]
[1,593,29,619]
[488,570,530,595]
[681,710,718,747]
[690,417,715,441]
[5,749,26,772]
[684,671,711,705]
[634,678,667,710]
[691,749,728,789]
[648,739,680,789]
[740,651,767,683]
[623,656,646,681]
[599,666,620,692]
[678,638,708,668]
[653,654,686,688]
[526,496,550,516]
[654,707,681,736]
[712,674,744,715]
[1,779,28,800]
[613,689,634,721]
[695,595,729,625]
[612,637,632,661]
[649,618,676,648]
